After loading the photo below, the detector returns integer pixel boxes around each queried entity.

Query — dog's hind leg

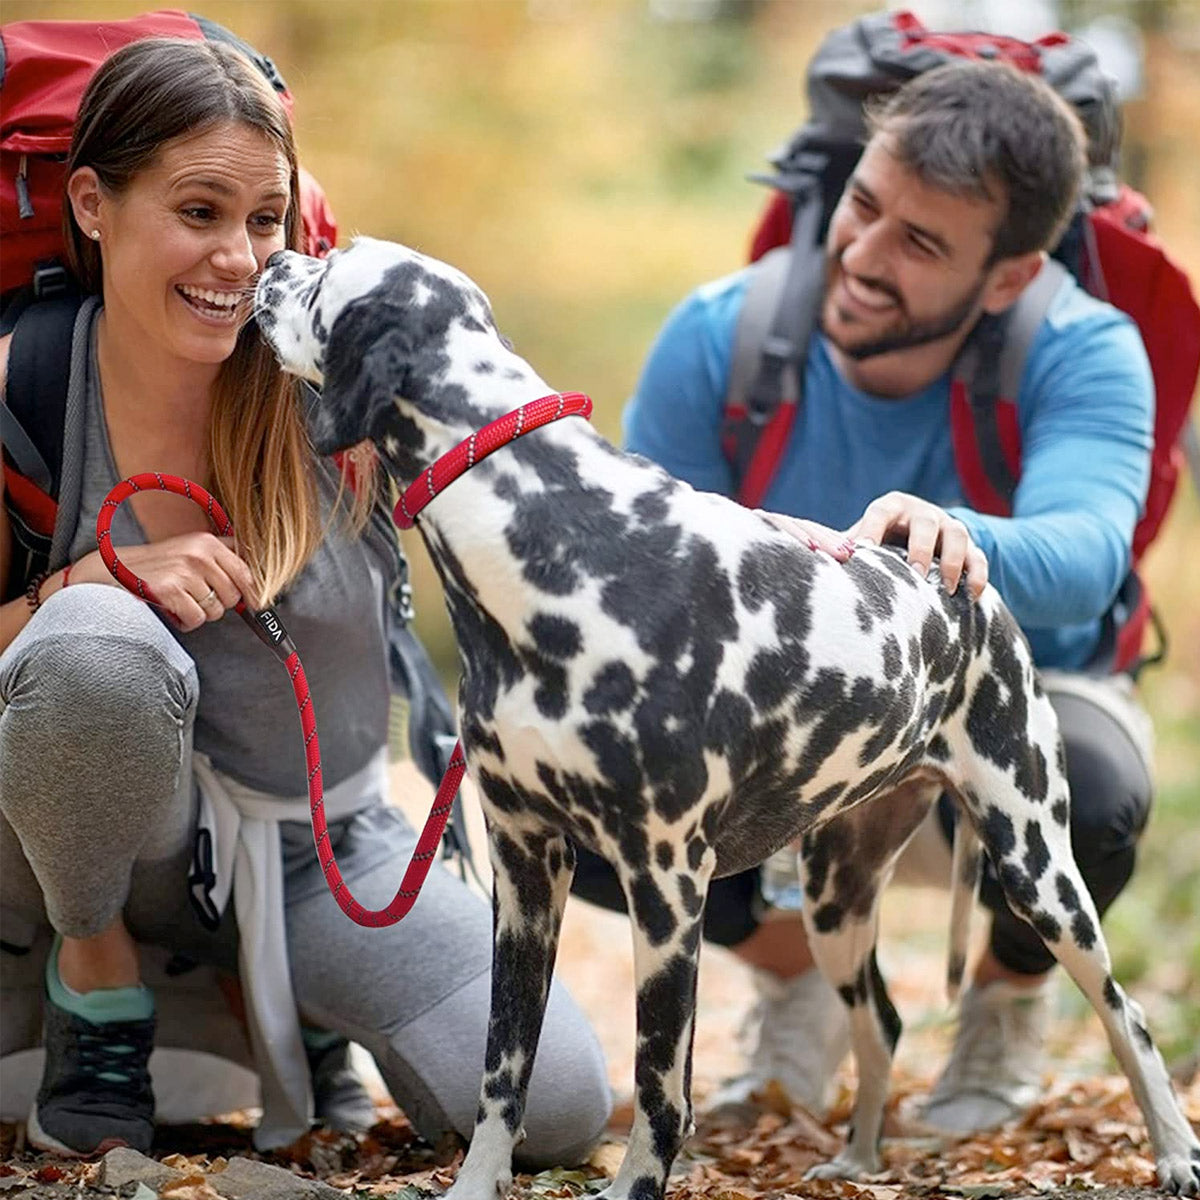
[957,681,1200,1195]
[946,808,982,1002]
[800,781,937,1181]
[599,845,716,1200]
[447,823,576,1200]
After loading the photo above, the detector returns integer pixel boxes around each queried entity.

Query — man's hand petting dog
[760,497,988,600]
[847,491,989,598]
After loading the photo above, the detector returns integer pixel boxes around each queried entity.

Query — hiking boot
[306,1033,377,1134]
[922,979,1051,1134]
[705,966,850,1117]
[28,992,156,1156]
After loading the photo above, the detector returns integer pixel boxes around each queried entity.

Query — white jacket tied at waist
[192,746,389,1150]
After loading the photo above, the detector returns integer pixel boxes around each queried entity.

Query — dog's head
[255,236,501,456]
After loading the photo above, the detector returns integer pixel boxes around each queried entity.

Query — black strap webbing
[2,294,84,497]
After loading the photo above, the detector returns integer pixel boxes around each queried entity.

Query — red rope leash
[96,393,591,927]
[97,472,463,927]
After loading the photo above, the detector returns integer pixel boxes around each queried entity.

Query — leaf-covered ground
[2,1063,1198,1198]
[3,882,1197,1199]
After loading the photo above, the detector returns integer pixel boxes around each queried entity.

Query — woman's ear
[981,250,1046,316]
[66,167,104,237]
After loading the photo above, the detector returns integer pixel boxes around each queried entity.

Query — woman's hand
[756,511,856,562]
[845,491,989,598]
[71,534,257,632]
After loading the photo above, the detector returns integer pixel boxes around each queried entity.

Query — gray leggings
[0,585,610,1165]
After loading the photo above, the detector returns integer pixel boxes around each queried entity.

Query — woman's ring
[199,587,218,607]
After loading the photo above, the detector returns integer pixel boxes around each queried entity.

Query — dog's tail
[946,811,982,1004]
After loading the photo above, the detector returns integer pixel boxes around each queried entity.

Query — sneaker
[28,992,156,1156]
[705,967,850,1117]
[921,979,1051,1134]
[305,1033,377,1134]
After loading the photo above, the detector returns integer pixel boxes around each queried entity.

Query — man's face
[820,137,1003,363]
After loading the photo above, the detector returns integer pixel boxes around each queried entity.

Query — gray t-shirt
[68,314,394,796]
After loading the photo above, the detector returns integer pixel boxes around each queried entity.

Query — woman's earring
[90,230,101,241]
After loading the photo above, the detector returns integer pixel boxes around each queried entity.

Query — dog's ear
[313,306,412,454]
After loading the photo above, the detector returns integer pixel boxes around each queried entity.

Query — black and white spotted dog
[256,238,1200,1199]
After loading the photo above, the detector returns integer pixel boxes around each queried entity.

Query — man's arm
[846,297,1152,626]
[950,302,1153,628]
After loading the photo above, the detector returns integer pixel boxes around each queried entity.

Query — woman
[0,38,609,1161]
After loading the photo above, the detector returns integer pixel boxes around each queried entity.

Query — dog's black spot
[813,902,844,933]
[882,636,903,680]
[1023,820,1050,881]
[746,649,803,710]
[655,842,674,872]
[1071,910,1097,950]
[998,861,1038,913]
[926,733,951,762]
[981,806,1016,858]
[528,613,582,660]
[802,820,853,901]
[1030,910,1062,944]
[855,600,874,633]
[686,837,707,872]
[868,950,902,1054]
[677,874,703,917]
[633,488,672,524]
[1103,976,1122,1010]
[584,661,637,716]
[1055,871,1081,912]
[1051,797,1069,827]
[630,874,677,946]
[705,690,754,779]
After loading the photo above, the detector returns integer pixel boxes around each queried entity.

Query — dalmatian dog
[255,238,1200,1199]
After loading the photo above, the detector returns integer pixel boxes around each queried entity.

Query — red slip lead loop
[393,391,593,528]
[97,471,463,927]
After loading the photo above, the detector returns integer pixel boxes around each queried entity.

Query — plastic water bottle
[760,846,805,911]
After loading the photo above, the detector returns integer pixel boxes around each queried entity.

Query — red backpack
[1,10,336,298]
[724,10,1200,676]
[0,10,338,596]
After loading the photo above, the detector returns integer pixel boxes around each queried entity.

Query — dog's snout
[265,250,287,270]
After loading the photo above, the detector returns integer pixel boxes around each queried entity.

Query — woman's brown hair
[66,37,372,601]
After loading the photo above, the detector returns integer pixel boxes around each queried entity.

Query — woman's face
[93,120,291,367]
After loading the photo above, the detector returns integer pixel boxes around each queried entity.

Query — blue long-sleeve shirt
[622,267,1154,671]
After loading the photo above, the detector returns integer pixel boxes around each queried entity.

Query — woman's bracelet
[24,564,71,614]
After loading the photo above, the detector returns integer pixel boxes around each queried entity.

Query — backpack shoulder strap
[950,258,1067,515]
[722,185,825,509]
[3,294,83,495]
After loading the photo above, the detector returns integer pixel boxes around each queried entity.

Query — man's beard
[820,256,986,362]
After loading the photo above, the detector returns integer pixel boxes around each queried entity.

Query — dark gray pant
[1,585,610,1164]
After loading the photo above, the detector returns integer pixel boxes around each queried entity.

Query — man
[574,60,1155,1133]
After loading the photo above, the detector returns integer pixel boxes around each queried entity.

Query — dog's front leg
[600,849,715,1200]
[448,823,576,1200]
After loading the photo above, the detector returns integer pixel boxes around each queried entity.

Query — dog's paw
[1155,1145,1200,1196]
[805,1153,879,1182]
[445,1165,513,1200]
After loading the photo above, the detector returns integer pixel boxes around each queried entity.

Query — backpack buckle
[32,261,70,301]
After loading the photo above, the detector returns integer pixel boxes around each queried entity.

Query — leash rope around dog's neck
[96,393,591,927]
[392,391,593,529]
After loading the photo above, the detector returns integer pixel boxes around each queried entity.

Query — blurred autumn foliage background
[6,0,1198,1070]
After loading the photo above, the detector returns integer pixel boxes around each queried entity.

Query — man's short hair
[865,60,1088,263]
